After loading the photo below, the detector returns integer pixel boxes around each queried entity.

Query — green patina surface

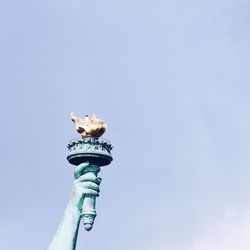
[67,137,113,231]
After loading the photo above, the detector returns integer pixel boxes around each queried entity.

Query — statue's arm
[48,199,81,250]
[48,162,100,250]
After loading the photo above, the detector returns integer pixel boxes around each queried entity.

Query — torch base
[67,137,113,166]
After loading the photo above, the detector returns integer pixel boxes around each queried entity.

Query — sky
[0,0,250,249]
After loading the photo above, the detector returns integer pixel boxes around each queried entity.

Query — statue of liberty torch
[48,113,113,250]
[68,113,113,231]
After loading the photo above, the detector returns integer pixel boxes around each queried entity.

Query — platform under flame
[67,137,113,166]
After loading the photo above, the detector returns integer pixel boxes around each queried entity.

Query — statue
[48,114,113,250]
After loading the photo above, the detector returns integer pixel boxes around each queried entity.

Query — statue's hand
[70,162,101,210]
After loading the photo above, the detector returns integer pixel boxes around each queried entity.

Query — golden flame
[71,112,107,138]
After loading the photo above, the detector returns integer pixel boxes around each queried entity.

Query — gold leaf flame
[71,112,107,138]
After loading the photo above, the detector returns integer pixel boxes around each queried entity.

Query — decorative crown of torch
[67,113,113,231]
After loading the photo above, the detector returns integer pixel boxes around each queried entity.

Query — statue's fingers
[81,188,99,197]
[77,181,100,192]
[76,175,101,184]
[74,162,90,179]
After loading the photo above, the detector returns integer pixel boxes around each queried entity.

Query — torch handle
[80,164,100,231]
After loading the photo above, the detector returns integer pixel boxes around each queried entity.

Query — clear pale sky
[1,1,250,250]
